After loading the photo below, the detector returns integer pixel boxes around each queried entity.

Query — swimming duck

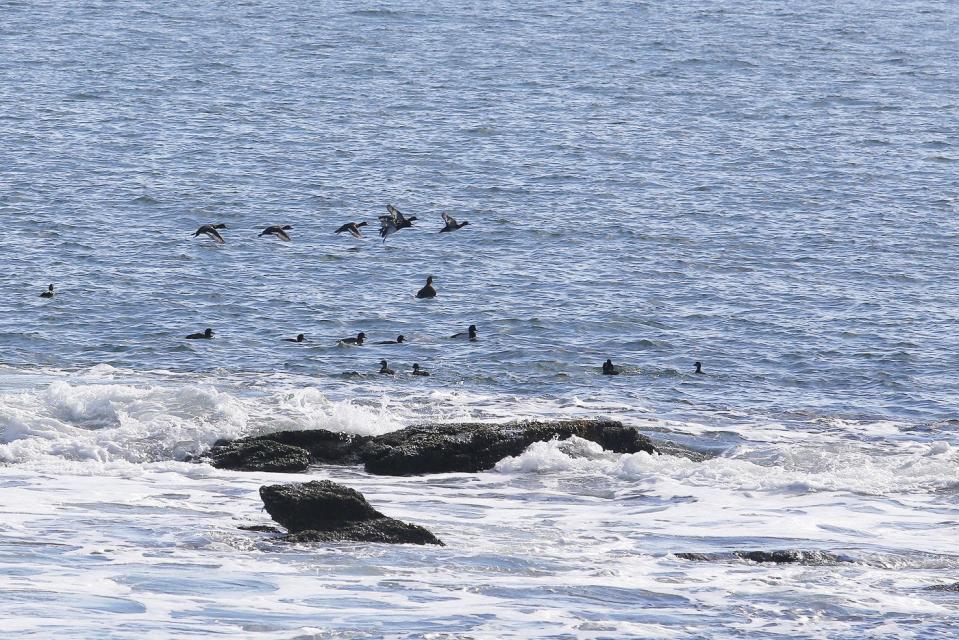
[412,363,430,376]
[339,332,366,346]
[193,223,227,244]
[378,359,395,375]
[186,328,214,340]
[602,359,619,375]
[450,324,477,341]
[284,334,306,343]
[259,225,293,241]
[415,276,436,299]
[335,221,368,238]
[379,204,417,241]
[375,335,405,344]
[694,361,705,375]
[439,212,469,233]
[40,284,54,298]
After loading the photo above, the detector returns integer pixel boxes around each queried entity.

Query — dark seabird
[450,324,477,341]
[378,359,395,375]
[415,276,436,299]
[412,363,430,376]
[186,328,214,340]
[694,361,705,375]
[193,223,227,244]
[375,335,405,344]
[259,225,293,241]
[379,204,418,242]
[602,359,619,375]
[339,332,366,346]
[439,212,470,233]
[335,221,368,238]
[284,333,306,343]
[40,284,55,298]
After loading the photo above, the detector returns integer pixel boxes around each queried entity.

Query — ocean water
[1,0,958,637]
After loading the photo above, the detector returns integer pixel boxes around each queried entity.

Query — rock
[259,480,442,546]
[209,440,311,473]
[359,420,656,476]
[238,524,281,533]
[928,582,959,592]
[205,420,688,476]
[676,550,849,565]
[281,519,441,545]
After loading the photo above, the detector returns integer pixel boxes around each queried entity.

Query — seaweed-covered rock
[359,420,656,475]
[259,480,442,546]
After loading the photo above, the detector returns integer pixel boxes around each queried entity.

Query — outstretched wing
[386,204,406,224]
[275,228,291,241]
[349,225,363,238]
[441,212,457,227]
[208,227,225,243]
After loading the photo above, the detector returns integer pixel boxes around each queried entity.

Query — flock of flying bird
[37,204,705,377]
[189,205,472,377]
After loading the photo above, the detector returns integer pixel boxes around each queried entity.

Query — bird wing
[386,204,406,224]
[349,225,363,238]
[208,228,225,243]
[335,223,349,234]
[442,212,456,226]
[275,228,291,241]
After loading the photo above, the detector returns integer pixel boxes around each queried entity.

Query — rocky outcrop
[206,419,669,476]
[676,550,850,565]
[258,480,442,545]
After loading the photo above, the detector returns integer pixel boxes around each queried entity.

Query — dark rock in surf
[927,582,959,592]
[259,480,442,545]
[209,440,311,473]
[207,429,370,472]
[203,419,701,476]
[358,419,657,476]
[676,550,850,565]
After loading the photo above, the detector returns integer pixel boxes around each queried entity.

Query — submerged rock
[676,550,850,565]
[206,420,687,476]
[259,480,442,545]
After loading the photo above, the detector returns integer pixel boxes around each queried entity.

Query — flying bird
[193,223,227,244]
[439,212,469,233]
[259,225,293,241]
[379,204,417,242]
[335,221,368,238]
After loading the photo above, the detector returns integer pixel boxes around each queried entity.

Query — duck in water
[694,361,705,375]
[283,334,306,343]
[186,328,214,340]
[375,335,405,344]
[450,324,477,341]
[412,363,430,376]
[415,276,436,299]
[378,359,395,375]
[602,359,619,375]
[339,332,366,346]
[40,284,55,298]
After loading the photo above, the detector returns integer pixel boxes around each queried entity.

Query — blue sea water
[0,1,957,638]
